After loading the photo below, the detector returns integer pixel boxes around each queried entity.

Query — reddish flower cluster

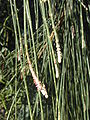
[33,79,48,98]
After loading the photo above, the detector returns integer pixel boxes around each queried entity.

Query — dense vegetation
[0,0,90,120]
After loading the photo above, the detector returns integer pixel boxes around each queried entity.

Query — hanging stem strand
[26,48,48,98]
[38,13,64,59]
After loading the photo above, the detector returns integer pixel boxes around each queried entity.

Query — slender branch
[38,13,64,59]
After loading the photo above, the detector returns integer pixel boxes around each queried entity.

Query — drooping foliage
[0,0,90,120]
